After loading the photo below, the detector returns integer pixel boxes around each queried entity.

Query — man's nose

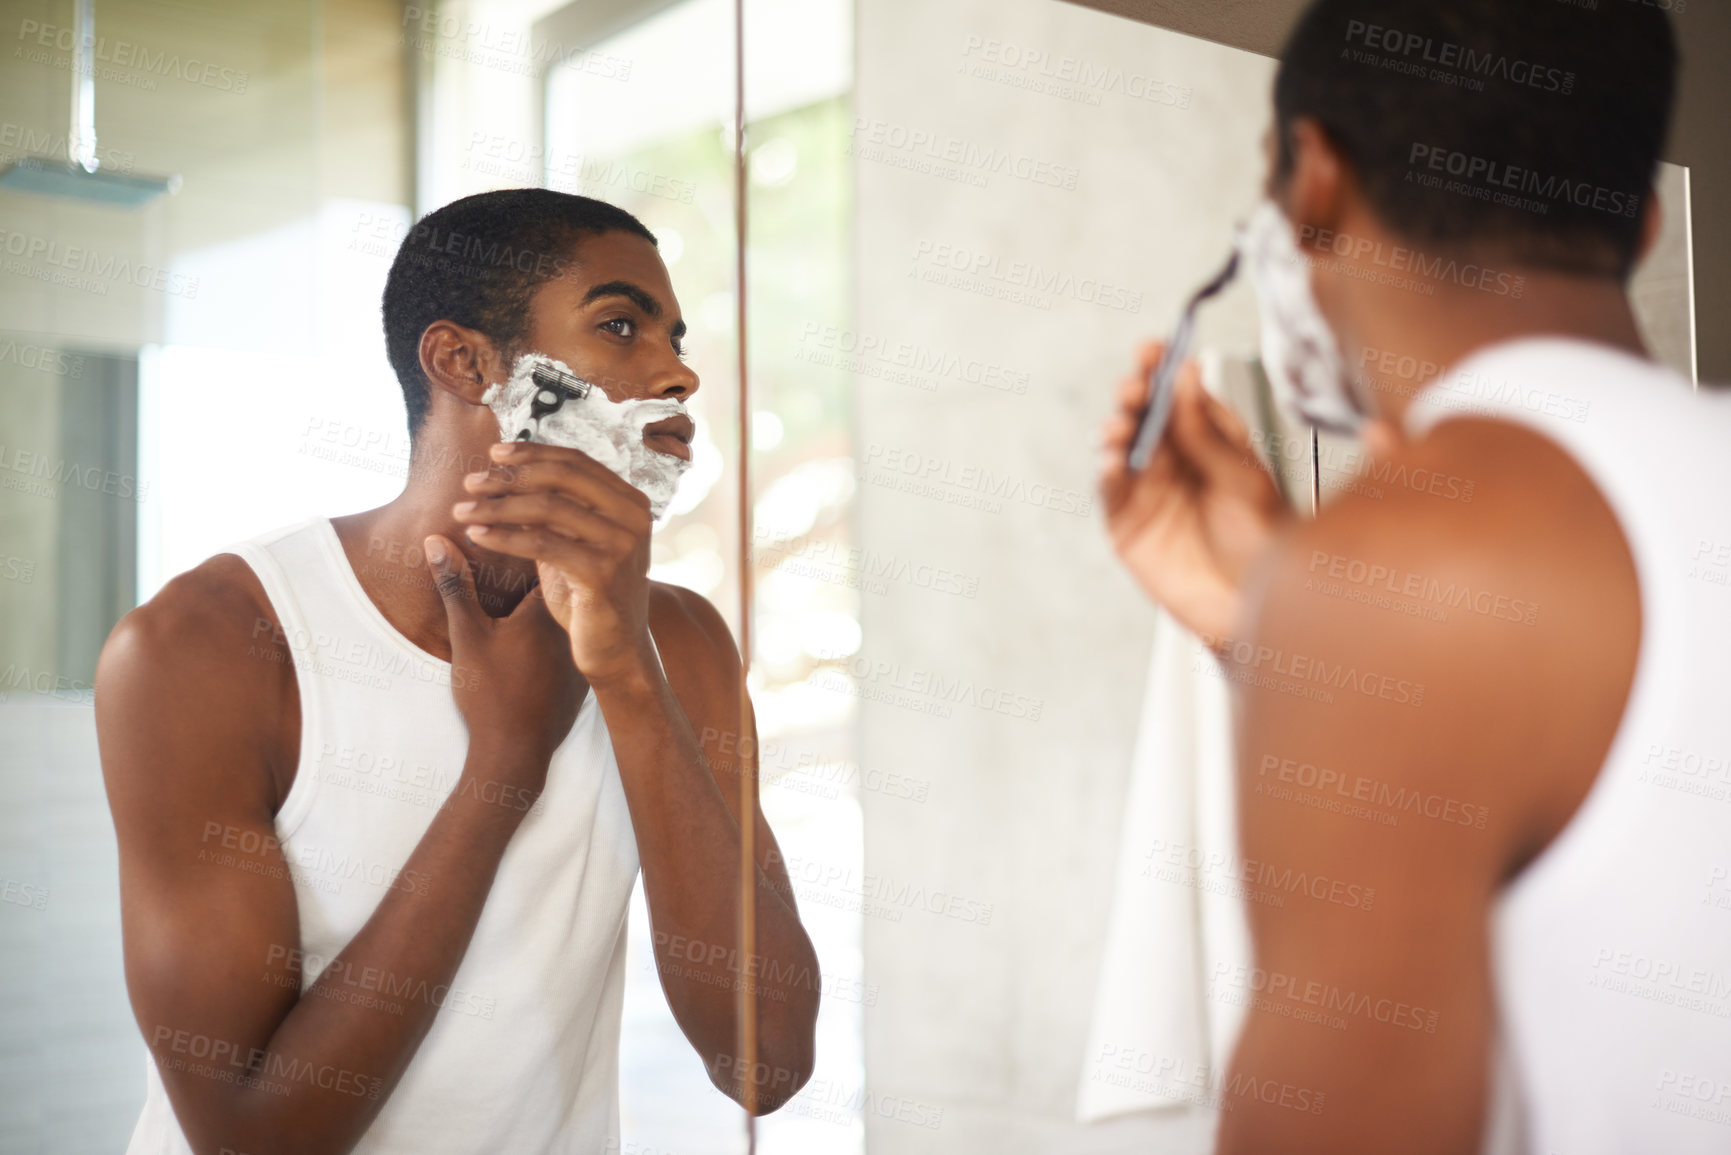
[652,355,700,403]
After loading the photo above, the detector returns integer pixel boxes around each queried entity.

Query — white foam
[483,353,693,519]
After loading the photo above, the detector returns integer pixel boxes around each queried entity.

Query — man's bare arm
[450,440,821,1111]
[97,545,580,1155]
[1214,421,1640,1153]
[606,582,820,1112]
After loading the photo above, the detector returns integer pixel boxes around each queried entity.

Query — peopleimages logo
[1295,225,1526,299]
[909,239,1144,314]
[849,117,1080,191]
[0,121,136,174]
[957,35,1192,110]
[797,322,1031,396]
[1209,961,1442,1033]
[0,228,200,298]
[16,20,250,92]
[1409,143,1642,219]
[1343,19,1575,94]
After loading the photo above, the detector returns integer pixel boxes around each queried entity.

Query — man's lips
[642,413,696,461]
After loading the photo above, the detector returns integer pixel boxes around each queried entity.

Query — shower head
[0,0,179,210]
[0,157,178,208]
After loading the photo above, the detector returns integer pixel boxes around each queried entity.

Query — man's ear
[1280,117,1349,251]
[419,320,508,406]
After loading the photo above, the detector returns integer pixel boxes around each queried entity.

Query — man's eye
[602,318,635,338]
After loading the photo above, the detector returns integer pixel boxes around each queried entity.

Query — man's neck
[1345,267,1649,426]
[332,435,539,660]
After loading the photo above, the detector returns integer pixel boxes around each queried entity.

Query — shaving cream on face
[480,353,693,519]
[1241,199,1373,435]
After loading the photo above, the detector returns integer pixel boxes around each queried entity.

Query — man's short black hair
[1275,0,1677,279]
[381,188,656,436]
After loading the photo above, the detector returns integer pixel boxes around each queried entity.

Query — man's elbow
[709,1025,817,1115]
[757,1033,817,1114]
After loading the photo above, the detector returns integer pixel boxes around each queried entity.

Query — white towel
[1077,606,1250,1122]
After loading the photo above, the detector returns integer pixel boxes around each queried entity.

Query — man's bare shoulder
[1243,416,1640,861]
[644,582,749,759]
[101,555,282,680]
[647,581,741,668]
[1258,416,1635,651]
[96,554,295,801]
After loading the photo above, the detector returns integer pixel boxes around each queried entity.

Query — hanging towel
[1078,355,1280,1124]
[1076,604,1249,1122]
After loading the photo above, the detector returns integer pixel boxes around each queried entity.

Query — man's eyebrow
[583,278,685,345]
[581,280,663,319]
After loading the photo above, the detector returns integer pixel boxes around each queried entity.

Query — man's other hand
[423,534,585,788]
[1098,341,1289,643]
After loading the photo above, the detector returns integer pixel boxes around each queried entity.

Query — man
[1101,2,1729,1152]
[96,189,819,1154]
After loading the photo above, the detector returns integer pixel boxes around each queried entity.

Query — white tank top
[1403,338,1731,1153]
[124,517,642,1155]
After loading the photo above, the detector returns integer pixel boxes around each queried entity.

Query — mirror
[0,0,1702,1153]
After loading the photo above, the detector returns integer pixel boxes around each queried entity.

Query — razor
[1127,246,1242,471]
[518,362,595,439]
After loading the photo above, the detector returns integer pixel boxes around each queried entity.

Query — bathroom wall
[852,1,1273,1149]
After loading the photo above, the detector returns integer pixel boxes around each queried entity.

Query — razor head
[527,363,593,425]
